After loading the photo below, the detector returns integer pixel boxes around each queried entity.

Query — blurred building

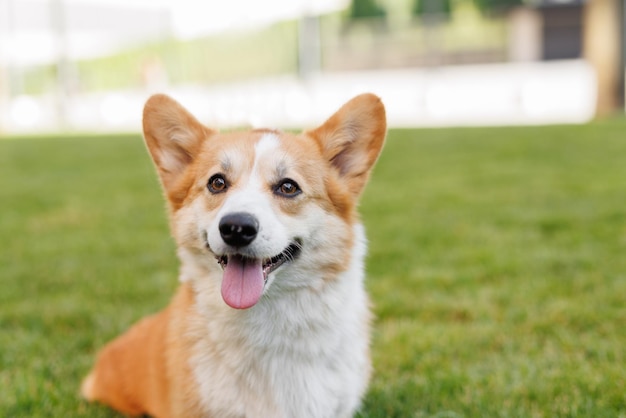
[508,0,624,115]
[0,0,623,132]
[332,0,623,115]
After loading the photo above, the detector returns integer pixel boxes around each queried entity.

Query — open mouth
[216,241,302,282]
[215,241,302,309]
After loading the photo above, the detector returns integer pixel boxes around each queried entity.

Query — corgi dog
[81,93,386,418]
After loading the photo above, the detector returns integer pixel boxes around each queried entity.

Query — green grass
[1,121,626,417]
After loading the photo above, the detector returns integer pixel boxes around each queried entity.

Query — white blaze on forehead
[252,133,280,175]
[206,131,290,259]
[255,132,280,153]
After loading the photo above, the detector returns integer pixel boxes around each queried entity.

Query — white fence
[1,59,597,134]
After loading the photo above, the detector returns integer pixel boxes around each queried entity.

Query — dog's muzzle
[218,212,258,247]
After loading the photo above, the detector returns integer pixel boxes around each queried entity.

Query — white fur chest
[188,243,371,418]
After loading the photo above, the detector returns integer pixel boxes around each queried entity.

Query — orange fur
[82,284,202,417]
[82,93,386,418]
[306,93,386,199]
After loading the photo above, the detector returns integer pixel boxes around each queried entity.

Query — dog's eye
[208,174,228,194]
[275,179,301,198]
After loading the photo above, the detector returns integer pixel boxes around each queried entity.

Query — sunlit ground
[1,120,626,416]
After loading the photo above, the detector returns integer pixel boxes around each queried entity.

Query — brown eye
[208,174,228,194]
[275,179,301,198]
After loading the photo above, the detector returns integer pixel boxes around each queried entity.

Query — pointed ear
[306,93,386,197]
[142,94,214,193]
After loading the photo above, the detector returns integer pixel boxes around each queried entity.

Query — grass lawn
[1,121,625,417]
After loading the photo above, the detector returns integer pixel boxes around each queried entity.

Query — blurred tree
[473,0,524,14]
[349,0,387,19]
[413,0,452,18]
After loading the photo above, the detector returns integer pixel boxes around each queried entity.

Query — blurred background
[2,3,626,416]
[0,0,624,132]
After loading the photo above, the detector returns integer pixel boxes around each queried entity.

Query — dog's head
[142,94,386,309]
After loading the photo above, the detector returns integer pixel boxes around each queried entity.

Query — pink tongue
[221,255,264,309]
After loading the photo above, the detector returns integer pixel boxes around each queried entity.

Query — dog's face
[142,94,386,309]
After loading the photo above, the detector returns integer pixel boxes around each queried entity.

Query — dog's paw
[80,371,96,401]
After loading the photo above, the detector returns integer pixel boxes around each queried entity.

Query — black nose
[219,212,259,247]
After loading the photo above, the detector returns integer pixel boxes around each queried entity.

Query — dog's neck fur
[177,224,371,418]
[82,93,384,418]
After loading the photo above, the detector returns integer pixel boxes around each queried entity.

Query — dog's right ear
[142,94,215,194]
[306,93,386,198]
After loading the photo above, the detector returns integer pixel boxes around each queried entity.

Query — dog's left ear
[306,93,386,197]
[142,94,215,195]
